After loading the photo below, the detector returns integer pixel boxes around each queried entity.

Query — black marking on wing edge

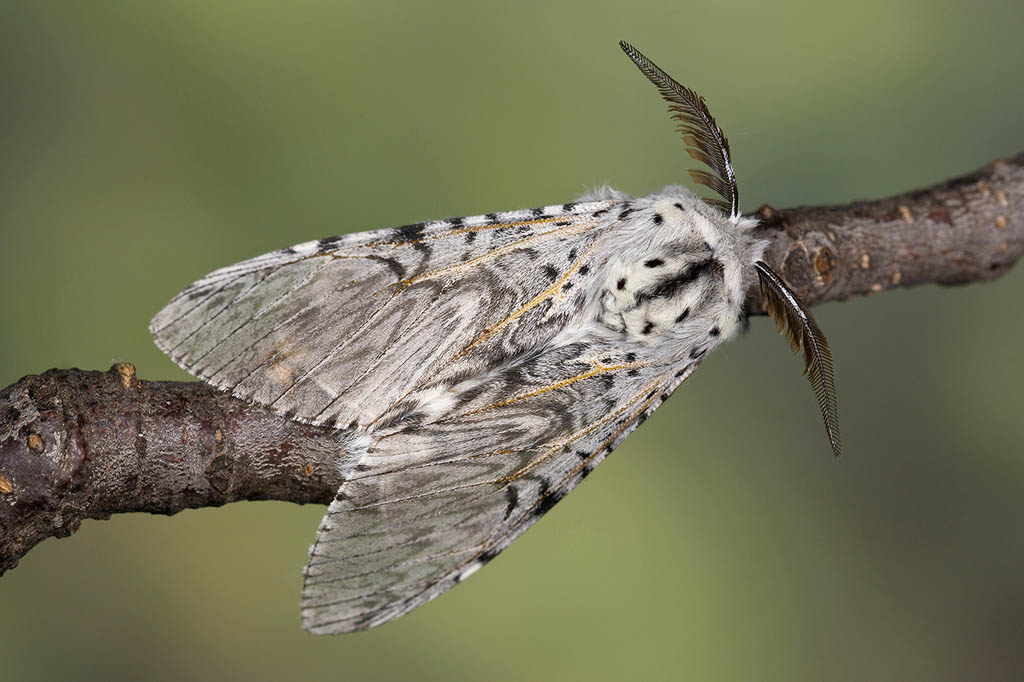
[396,223,428,252]
[317,236,343,252]
[533,487,567,517]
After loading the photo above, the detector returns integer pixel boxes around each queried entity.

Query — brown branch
[1,152,1022,575]
[747,152,1023,310]
[0,364,345,574]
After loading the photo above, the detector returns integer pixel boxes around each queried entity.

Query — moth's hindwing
[151,199,702,633]
[301,360,698,633]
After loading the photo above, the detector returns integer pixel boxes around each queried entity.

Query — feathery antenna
[755,261,841,457]
[619,41,740,219]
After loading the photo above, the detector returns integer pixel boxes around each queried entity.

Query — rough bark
[1,152,1022,575]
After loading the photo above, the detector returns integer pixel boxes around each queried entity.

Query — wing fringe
[619,41,740,219]
[755,261,841,457]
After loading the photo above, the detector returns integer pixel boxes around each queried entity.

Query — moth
[151,42,839,634]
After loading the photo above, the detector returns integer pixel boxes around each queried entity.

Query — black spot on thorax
[637,258,722,303]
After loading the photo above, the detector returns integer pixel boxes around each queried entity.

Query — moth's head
[621,40,840,458]
[600,187,765,350]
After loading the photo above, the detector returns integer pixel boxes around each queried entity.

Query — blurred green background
[2,1,1023,680]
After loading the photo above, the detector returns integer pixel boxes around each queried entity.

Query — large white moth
[151,42,839,634]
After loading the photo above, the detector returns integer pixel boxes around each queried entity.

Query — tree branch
[2,152,1022,574]
[747,152,1023,310]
